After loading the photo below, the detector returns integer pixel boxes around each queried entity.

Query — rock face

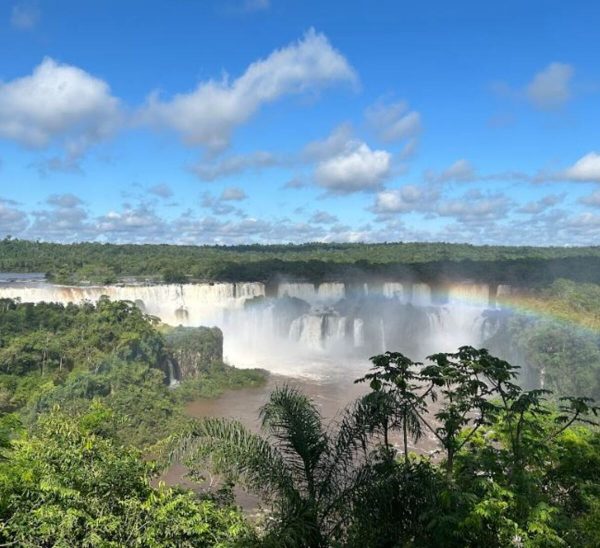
[164,326,224,380]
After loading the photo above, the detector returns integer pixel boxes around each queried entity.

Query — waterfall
[289,314,325,350]
[166,359,179,388]
[382,282,405,301]
[317,283,345,301]
[447,283,490,307]
[411,283,431,306]
[0,278,504,376]
[278,283,316,300]
[353,318,365,348]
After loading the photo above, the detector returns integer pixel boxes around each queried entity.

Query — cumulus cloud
[200,190,247,216]
[46,193,84,208]
[309,210,338,224]
[10,2,40,30]
[27,193,90,240]
[425,159,476,183]
[314,142,390,194]
[96,205,163,236]
[370,185,438,216]
[436,190,513,224]
[191,151,277,181]
[517,193,564,214]
[425,159,531,185]
[141,29,357,151]
[0,58,121,165]
[148,183,173,199]
[220,187,247,201]
[365,100,421,143]
[565,212,600,232]
[562,152,600,183]
[526,62,574,110]
[302,123,354,161]
[579,189,600,208]
[0,199,28,234]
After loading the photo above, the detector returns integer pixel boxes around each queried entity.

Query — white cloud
[141,29,357,151]
[46,193,83,208]
[191,151,276,181]
[365,100,421,142]
[309,210,338,224]
[96,205,162,234]
[0,199,28,233]
[526,62,574,109]
[282,178,306,189]
[0,58,121,164]
[370,185,434,215]
[148,183,174,199]
[220,187,247,201]
[425,159,476,183]
[29,194,89,237]
[10,2,40,30]
[436,191,512,223]
[563,152,600,182]
[517,194,564,214]
[314,142,391,194]
[302,123,354,161]
[579,189,600,208]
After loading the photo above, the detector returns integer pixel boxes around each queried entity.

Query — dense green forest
[485,280,600,400]
[2,238,600,285]
[0,286,599,545]
[3,345,597,545]
[168,349,600,546]
[0,298,265,448]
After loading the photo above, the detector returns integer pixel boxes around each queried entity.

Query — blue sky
[1,0,600,245]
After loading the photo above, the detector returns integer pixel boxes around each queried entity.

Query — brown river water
[161,368,440,508]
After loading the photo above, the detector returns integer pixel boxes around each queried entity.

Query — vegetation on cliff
[0,298,266,448]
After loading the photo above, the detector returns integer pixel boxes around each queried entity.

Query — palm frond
[260,385,328,493]
[170,417,295,498]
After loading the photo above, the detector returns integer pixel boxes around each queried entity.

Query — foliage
[2,237,600,285]
[0,405,254,546]
[172,385,389,547]
[174,347,600,547]
[0,298,266,449]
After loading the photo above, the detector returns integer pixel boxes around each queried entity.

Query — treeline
[1,237,600,285]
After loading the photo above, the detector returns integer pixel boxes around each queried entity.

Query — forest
[1,237,600,285]
[0,293,599,546]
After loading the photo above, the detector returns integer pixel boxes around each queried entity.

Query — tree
[0,405,253,546]
[355,351,425,462]
[172,385,381,547]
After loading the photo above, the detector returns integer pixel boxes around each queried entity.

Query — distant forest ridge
[1,238,600,286]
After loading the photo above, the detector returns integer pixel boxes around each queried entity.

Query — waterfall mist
[0,278,509,381]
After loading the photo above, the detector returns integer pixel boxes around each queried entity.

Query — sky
[1,0,600,246]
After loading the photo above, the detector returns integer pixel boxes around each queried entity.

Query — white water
[0,280,504,380]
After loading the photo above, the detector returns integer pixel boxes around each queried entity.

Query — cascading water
[0,278,506,379]
[166,358,180,388]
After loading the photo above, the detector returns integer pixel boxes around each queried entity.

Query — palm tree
[171,385,379,547]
